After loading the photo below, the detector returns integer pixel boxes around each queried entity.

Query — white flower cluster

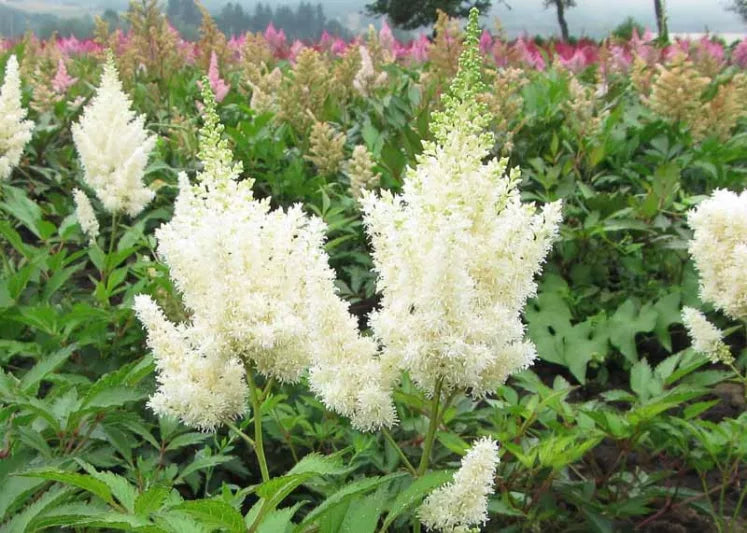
[353,46,387,97]
[687,189,747,320]
[135,85,394,431]
[0,55,34,181]
[362,16,562,398]
[73,188,100,244]
[681,307,733,365]
[419,437,500,532]
[72,56,155,217]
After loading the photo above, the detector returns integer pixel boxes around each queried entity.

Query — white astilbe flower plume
[362,10,563,398]
[419,437,500,532]
[682,307,734,365]
[687,189,747,320]
[73,189,100,244]
[72,54,156,217]
[0,55,33,181]
[135,83,394,431]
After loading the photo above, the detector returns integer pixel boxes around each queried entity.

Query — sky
[293,0,746,37]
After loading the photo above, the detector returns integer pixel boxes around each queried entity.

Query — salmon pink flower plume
[514,38,546,70]
[379,20,395,55]
[264,23,287,57]
[734,37,747,68]
[479,29,493,56]
[409,34,430,62]
[331,38,347,56]
[289,40,305,62]
[52,58,77,94]
[207,51,229,102]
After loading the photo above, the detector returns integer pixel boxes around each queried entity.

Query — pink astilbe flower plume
[52,58,78,94]
[207,51,229,102]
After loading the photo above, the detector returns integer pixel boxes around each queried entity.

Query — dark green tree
[728,0,747,22]
[544,0,575,41]
[654,0,668,41]
[364,0,492,30]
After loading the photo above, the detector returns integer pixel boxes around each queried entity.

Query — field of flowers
[1,3,746,532]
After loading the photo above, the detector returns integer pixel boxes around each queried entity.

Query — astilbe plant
[135,9,562,531]
[0,55,34,181]
[681,189,747,394]
[71,53,156,218]
[135,82,394,473]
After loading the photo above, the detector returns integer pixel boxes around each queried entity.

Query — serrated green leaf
[135,486,171,516]
[297,473,405,530]
[21,469,113,505]
[174,499,245,533]
[20,346,75,394]
[380,471,453,530]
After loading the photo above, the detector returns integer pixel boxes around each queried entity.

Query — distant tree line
[0,1,348,42]
[0,4,96,39]
[166,0,350,41]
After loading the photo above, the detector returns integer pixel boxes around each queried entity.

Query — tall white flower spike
[0,55,34,181]
[362,8,563,399]
[135,83,395,431]
[72,54,156,217]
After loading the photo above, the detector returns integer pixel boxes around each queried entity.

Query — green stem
[107,212,119,259]
[417,378,443,476]
[382,427,417,477]
[247,368,270,483]
[226,420,256,450]
[101,212,119,292]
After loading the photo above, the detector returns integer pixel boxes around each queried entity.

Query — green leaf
[630,359,654,400]
[164,432,210,452]
[80,466,138,513]
[609,299,657,363]
[380,471,453,530]
[435,432,469,456]
[20,469,113,505]
[174,499,245,533]
[0,486,74,533]
[653,292,681,352]
[560,319,609,384]
[297,473,406,530]
[340,488,387,533]
[287,452,346,477]
[81,385,146,411]
[19,346,75,394]
[135,486,171,516]
[257,502,305,533]
[176,454,233,483]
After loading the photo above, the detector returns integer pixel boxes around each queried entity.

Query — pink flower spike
[409,34,430,63]
[331,38,347,56]
[733,37,747,68]
[207,51,229,102]
[479,30,493,55]
[52,58,77,93]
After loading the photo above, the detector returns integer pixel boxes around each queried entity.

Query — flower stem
[247,367,270,483]
[226,420,255,450]
[417,378,443,476]
[382,427,417,477]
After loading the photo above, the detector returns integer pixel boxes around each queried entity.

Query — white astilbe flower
[73,189,100,243]
[133,295,248,430]
[353,46,387,97]
[419,437,500,532]
[687,189,747,320]
[681,307,734,365]
[72,55,155,217]
[135,83,393,430]
[362,11,562,398]
[0,55,33,181]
